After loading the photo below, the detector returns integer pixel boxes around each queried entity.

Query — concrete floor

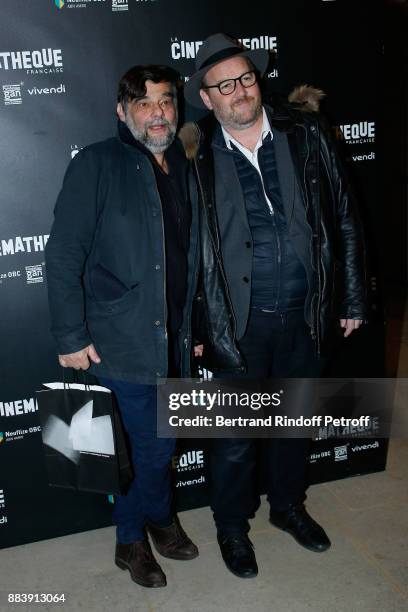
[1,294,407,612]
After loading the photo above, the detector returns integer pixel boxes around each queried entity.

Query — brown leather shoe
[146,517,199,560]
[115,539,166,587]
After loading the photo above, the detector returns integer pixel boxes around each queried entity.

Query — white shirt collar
[222,107,272,154]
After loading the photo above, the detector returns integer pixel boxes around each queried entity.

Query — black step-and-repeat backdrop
[0,0,385,549]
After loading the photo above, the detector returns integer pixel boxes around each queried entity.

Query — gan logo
[55,0,65,8]
[334,444,348,462]
[25,264,44,284]
[0,49,63,75]
[170,35,277,60]
[112,0,128,11]
[0,235,49,257]
[3,83,23,105]
[334,121,375,145]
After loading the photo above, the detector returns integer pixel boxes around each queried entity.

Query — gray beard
[213,96,262,131]
[125,116,177,153]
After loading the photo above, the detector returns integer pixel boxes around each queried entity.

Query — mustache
[145,119,171,128]
[232,95,254,106]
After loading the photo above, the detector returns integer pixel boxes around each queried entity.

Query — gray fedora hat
[184,33,270,109]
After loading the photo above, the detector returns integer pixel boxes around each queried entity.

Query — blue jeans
[98,378,176,544]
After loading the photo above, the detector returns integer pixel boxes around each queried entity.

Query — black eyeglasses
[203,70,257,96]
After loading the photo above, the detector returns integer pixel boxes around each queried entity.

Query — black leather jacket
[181,90,369,373]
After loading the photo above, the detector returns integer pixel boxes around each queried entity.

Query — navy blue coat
[45,130,199,383]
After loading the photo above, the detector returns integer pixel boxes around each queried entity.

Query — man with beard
[45,65,200,588]
[182,34,367,578]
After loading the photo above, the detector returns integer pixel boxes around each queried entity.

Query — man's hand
[59,344,101,370]
[340,319,363,338]
[194,344,204,358]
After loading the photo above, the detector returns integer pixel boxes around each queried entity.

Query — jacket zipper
[184,227,200,351]
[256,167,281,311]
[250,158,281,311]
[313,121,322,357]
[300,122,321,354]
[183,169,201,358]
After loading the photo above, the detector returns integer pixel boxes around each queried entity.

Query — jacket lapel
[211,131,249,243]
[270,124,298,232]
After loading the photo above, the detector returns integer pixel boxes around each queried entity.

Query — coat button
[155,264,161,270]
[311,178,317,184]
[155,320,161,326]
[245,241,251,248]
[243,276,249,283]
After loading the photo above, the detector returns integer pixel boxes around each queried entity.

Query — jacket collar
[117,120,154,157]
[199,100,299,155]
[221,107,273,152]
[210,102,292,154]
[178,85,325,160]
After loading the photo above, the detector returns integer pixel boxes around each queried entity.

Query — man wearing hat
[182,33,367,578]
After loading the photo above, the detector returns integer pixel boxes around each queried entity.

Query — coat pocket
[86,284,140,318]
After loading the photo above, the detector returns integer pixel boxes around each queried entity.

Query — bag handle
[62,367,91,392]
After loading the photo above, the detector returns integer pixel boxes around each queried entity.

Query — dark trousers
[98,378,176,544]
[211,308,322,536]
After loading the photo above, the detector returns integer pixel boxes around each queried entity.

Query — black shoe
[217,533,258,578]
[269,503,331,552]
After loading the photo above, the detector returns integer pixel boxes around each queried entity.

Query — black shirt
[152,142,191,371]
[118,122,191,374]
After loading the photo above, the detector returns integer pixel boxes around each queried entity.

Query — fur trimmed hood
[287,84,325,112]
[179,85,325,160]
